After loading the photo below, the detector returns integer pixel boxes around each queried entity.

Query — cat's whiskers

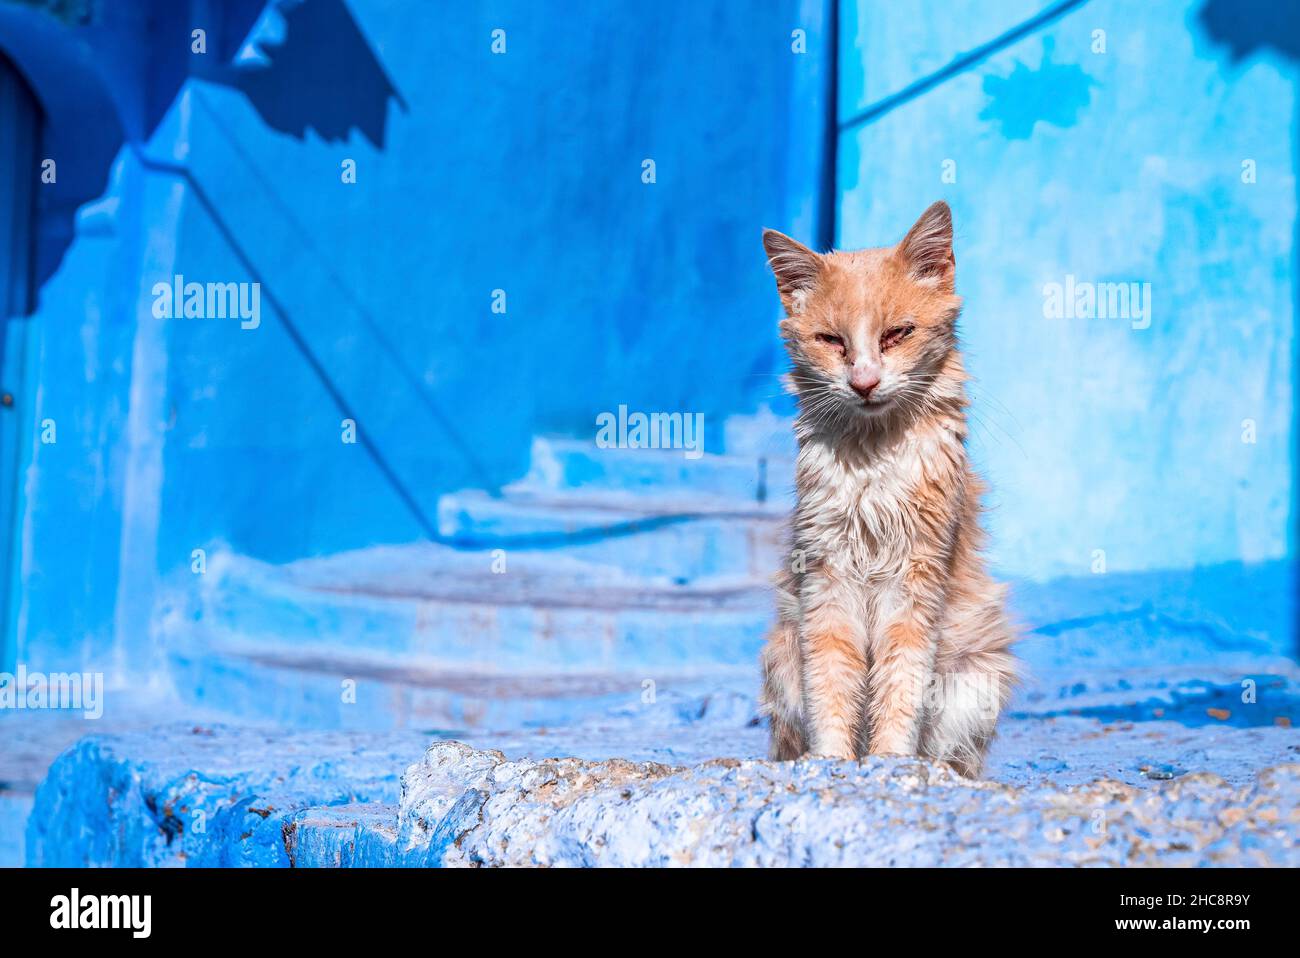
[794,379,856,436]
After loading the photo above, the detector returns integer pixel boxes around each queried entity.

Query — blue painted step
[159,544,774,730]
[165,641,760,732]
[156,421,803,731]
[516,436,796,506]
[436,489,785,581]
[164,545,772,669]
[26,726,428,867]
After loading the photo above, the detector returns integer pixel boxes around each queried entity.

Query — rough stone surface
[14,554,1299,867]
[25,725,431,867]
[386,743,1300,867]
[24,714,1300,867]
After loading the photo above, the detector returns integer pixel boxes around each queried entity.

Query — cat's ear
[898,201,955,288]
[763,229,822,312]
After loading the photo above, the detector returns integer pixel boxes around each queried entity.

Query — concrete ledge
[26,725,430,867]
[390,742,1300,867]
[28,730,1300,867]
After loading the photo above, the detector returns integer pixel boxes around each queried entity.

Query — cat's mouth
[855,394,893,415]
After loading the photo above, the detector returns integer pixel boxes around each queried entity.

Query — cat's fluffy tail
[923,582,1019,776]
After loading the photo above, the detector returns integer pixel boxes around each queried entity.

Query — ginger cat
[758,201,1017,778]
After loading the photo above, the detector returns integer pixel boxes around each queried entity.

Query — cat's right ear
[763,229,822,314]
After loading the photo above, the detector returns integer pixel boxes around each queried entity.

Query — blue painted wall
[0,0,1295,679]
[0,0,831,672]
[837,0,1297,580]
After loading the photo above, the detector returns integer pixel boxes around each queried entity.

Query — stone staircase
[157,414,798,732]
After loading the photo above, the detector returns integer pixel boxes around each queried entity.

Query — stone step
[720,406,799,461]
[25,725,430,867]
[436,489,786,581]
[158,545,774,729]
[29,728,1300,867]
[165,545,772,669]
[166,641,754,732]
[519,436,795,507]
[284,803,411,867]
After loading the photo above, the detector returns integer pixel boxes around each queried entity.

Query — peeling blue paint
[979,38,1094,139]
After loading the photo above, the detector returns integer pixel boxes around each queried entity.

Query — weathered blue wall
[0,0,831,672]
[1,0,1295,678]
[837,0,1297,580]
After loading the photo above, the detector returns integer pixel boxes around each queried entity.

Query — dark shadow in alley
[0,0,406,293]
[209,0,407,149]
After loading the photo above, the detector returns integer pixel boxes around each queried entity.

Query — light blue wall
[3,0,1294,678]
[837,0,1297,579]
[0,0,831,672]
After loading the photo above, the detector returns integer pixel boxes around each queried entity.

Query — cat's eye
[815,333,845,351]
[881,324,915,351]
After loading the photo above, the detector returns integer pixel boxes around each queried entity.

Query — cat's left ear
[763,228,823,314]
[898,201,955,289]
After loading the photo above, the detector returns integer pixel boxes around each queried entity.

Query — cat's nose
[849,368,881,399]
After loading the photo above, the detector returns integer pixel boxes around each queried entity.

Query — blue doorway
[0,52,38,671]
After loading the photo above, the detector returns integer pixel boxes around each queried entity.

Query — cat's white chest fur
[795,422,960,582]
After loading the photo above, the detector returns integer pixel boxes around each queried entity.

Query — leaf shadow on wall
[206,0,408,149]
[3,0,407,295]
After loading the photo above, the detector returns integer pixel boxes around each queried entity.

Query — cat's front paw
[800,748,857,762]
[867,733,920,759]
